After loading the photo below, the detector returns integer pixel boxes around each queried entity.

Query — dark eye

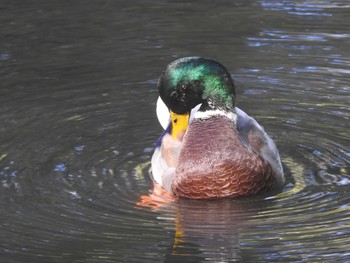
[170,91,178,100]
[180,84,186,92]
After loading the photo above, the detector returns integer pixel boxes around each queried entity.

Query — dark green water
[1,0,349,262]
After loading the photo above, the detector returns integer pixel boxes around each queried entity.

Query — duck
[151,57,284,199]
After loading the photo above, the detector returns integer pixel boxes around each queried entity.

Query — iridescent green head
[158,57,236,114]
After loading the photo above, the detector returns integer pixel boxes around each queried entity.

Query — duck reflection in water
[138,188,273,262]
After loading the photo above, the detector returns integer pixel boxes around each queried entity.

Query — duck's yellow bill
[170,111,190,140]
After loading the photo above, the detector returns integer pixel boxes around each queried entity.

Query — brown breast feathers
[171,116,274,199]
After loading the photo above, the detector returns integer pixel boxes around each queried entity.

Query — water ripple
[1,0,350,262]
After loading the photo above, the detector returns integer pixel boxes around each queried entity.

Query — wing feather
[236,107,284,185]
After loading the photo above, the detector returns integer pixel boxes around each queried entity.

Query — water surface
[1,0,349,262]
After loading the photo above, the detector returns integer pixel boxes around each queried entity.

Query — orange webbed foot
[136,183,176,210]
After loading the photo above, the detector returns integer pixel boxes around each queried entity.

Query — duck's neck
[193,109,237,125]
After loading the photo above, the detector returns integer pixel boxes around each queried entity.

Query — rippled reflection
[260,0,349,16]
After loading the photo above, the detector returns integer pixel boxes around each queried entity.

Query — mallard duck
[151,57,284,199]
